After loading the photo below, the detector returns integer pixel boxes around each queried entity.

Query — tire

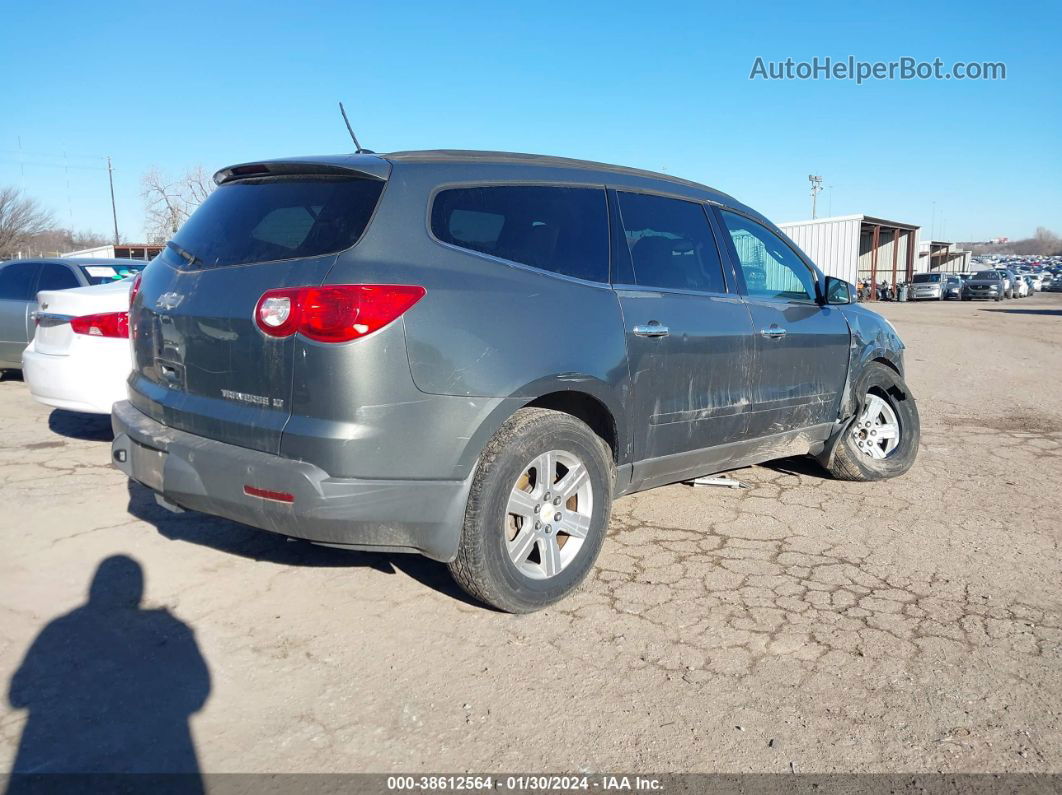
[826,363,920,482]
[995,295,1003,302]
[448,408,614,613]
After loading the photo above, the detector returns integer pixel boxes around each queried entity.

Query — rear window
[431,186,609,283]
[79,263,145,285]
[161,177,384,268]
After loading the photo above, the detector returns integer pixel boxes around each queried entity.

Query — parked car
[910,272,947,300]
[0,258,145,372]
[993,269,1018,299]
[1046,277,1062,293]
[943,275,963,300]
[1013,276,1030,298]
[109,150,921,612]
[22,279,134,414]
[1025,273,1044,292]
[962,270,1006,301]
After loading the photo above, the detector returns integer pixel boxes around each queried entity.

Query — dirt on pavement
[1,293,1060,774]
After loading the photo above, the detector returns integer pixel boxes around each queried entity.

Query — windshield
[974,271,999,279]
[160,176,385,269]
[913,274,941,283]
[79,262,146,285]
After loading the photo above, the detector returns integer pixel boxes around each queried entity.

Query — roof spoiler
[213,156,390,185]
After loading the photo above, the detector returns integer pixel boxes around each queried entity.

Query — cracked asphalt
[1,294,1060,774]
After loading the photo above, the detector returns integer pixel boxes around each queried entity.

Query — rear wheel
[448,408,614,613]
[826,363,919,482]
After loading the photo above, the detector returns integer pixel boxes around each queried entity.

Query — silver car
[910,273,947,300]
[0,258,146,371]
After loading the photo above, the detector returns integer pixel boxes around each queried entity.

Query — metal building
[918,241,971,273]
[779,214,921,295]
[61,243,162,261]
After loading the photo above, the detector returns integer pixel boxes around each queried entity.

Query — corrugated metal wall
[778,217,861,283]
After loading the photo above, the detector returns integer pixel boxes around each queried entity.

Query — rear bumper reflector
[243,485,295,504]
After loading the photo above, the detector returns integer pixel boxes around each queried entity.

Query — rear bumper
[22,340,129,415]
[110,400,472,561]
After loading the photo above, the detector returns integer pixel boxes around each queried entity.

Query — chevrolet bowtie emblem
[155,292,183,310]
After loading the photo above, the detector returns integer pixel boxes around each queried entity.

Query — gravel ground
[1,292,1060,774]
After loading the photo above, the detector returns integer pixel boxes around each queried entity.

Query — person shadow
[6,555,209,793]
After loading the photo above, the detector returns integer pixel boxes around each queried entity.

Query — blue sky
[1,0,1059,243]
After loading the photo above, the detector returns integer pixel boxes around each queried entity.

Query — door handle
[633,323,669,338]
[760,327,787,339]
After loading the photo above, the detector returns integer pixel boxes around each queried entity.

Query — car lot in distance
[1,293,1060,773]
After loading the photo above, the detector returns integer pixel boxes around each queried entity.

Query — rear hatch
[129,159,388,454]
[35,279,134,356]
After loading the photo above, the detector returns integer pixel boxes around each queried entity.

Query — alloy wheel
[851,392,901,460]
[504,450,593,580]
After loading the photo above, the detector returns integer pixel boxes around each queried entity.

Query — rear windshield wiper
[166,240,200,267]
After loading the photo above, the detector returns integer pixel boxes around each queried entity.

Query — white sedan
[22,277,135,414]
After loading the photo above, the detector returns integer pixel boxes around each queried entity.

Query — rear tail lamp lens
[129,272,143,306]
[254,285,425,343]
[71,311,130,338]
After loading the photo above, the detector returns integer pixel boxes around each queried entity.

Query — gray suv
[110,151,919,612]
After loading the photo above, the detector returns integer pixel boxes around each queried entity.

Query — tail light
[71,311,130,338]
[129,272,143,306]
[254,285,426,343]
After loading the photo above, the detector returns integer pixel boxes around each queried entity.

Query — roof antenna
[339,101,372,154]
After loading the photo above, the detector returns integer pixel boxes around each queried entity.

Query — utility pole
[809,174,823,219]
[107,156,119,246]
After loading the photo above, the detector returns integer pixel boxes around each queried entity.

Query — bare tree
[141,166,215,244]
[965,228,1062,257]
[0,187,55,258]
[18,227,110,257]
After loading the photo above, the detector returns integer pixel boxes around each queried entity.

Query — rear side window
[37,263,81,291]
[162,177,384,268]
[431,186,609,283]
[616,192,726,293]
[0,262,40,300]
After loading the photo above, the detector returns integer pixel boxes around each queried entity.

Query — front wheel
[448,408,614,613]
[826,363,920,482]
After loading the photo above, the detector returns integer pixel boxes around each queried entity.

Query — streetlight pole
[107,156,119,246]
[809,174,823,219]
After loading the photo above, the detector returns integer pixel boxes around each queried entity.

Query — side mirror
[824,276,852,305]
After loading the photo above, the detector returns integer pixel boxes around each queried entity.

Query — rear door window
[0,262,41,300]
[615,192,726,293]
[37,263,81,291]
[161,177,385,268]
[431,186,609,283]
